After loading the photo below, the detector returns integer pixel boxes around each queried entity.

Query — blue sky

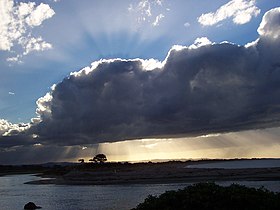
[1,0,279,123]
[1,0,280,164]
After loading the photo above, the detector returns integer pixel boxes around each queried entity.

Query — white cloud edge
[257,7,280,39]
[198,0,260,26]
[0,119,30,136]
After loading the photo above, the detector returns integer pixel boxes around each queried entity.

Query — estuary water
[0,174,192,210]
[0,174,279,210]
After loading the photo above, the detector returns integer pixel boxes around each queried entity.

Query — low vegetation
[132,182,280,210]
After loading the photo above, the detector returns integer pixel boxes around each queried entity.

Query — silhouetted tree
[93,154,107,163]
[78,158,84,163]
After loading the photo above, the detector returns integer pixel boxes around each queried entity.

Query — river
[0,174,279,210]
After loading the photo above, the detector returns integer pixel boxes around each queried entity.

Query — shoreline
[24,162,280,185]
[25,174,280,186]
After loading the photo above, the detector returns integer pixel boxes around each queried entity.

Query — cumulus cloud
[198,0,260,26]
[0,119,29,136]
[0,120,14,136]
[257,7,280,39]
[1,7,280,150]
[25,3,55,27]
[0,0,55,61]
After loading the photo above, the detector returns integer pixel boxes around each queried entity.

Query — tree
[78,158,84,163]
[92,154,107,163]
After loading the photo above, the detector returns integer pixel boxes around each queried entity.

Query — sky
[1,0,280,164]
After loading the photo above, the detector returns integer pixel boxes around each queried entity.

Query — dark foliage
[91,154,107,163]
[78,158,84,163]
[132,182,280,210]
[24,202,41,209]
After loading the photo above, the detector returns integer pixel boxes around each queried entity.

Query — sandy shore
[25,161,280,185]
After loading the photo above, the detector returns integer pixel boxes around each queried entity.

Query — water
[187,159,280,169]
[0,174,188,210]
[0,174,279,210]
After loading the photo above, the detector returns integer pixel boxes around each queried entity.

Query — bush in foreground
[132,182,280,210]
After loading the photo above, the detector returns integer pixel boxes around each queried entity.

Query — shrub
[132,182,280,210]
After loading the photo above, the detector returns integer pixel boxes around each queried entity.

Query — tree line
[78,154,107,164]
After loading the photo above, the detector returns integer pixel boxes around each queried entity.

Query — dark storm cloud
[0,135,35,148]
[2,7,280,148]
[29,7,280,145]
